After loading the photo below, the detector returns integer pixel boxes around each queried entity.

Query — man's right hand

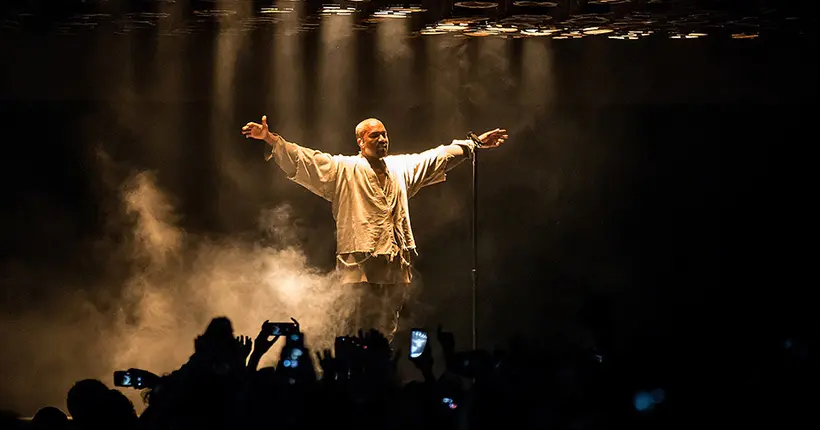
[242,115,274,143]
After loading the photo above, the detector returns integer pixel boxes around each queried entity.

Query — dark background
[0,0,815,419]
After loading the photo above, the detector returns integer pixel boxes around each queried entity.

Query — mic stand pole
[467,132,482,351]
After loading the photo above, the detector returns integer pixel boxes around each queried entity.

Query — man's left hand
[478,128,508,148]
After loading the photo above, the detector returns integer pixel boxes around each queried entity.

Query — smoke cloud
[0,156,360,416]
[112,167,358,408]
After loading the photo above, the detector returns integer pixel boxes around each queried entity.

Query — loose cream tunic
[268,136,474,285]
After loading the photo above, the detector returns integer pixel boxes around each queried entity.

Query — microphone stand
[467,132,482,351]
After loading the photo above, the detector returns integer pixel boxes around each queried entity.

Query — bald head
[355,118,384,140]
[355,118,389,159]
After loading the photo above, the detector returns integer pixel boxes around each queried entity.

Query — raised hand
[253,320,280,358]
[316,349,336,380]
[246,321,281,372]
[477,128,509,148]
[241,115,272,141]
[236,335,253,362]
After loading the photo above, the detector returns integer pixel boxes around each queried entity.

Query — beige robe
[267,136,474,285]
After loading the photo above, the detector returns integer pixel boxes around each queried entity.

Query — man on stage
[241,115,508,339]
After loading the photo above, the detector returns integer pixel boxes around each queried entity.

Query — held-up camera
[441,397,458,410]
[263,321,299,337]
[409,329,428,359]
[114,370,145,389]
[281,344,305,369]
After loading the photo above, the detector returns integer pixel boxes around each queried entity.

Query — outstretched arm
[442,128,509,171]
[400,128,509,198]
[242,115,338,200]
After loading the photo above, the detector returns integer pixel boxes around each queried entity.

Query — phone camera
[442,397,457,409]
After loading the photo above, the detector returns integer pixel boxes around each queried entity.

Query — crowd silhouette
[0,312,645,430]
[1,309,810,429]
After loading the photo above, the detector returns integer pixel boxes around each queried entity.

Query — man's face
[358,120,389,159]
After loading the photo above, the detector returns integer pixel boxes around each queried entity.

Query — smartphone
[113,370,145,388]
[409,329,428,359]
[286,331,304,345]
[281,345,304,368]
[264,321,299,337]
[113,370,131,387]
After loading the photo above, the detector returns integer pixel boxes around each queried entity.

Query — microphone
[467,132,483,148]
